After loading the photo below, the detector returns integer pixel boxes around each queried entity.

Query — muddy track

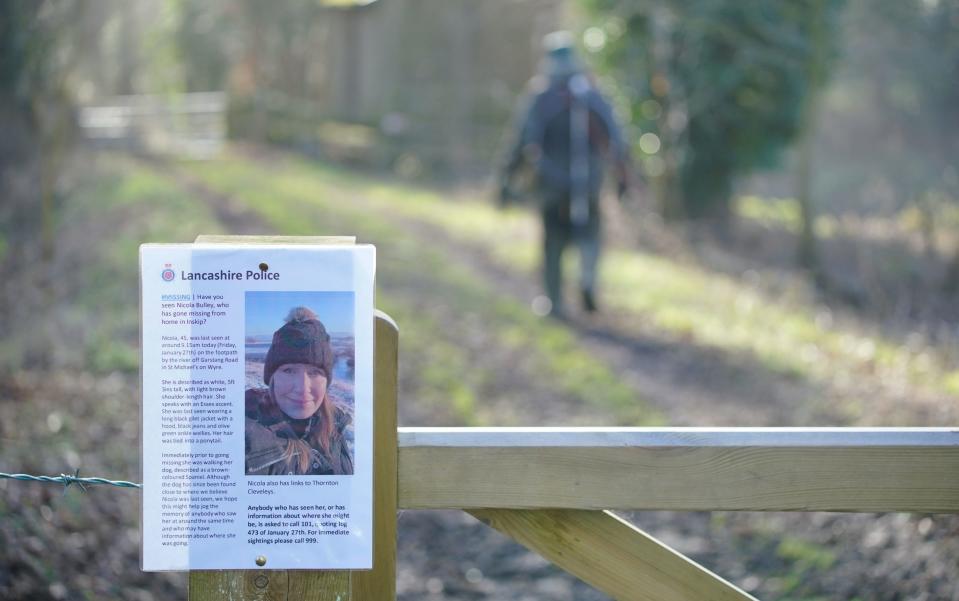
[147,157,267,236]
[334,195,842,427]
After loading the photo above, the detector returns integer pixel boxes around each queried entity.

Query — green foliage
[715,513,844,600]
[777,536,836,571]
[829,0,959,211]
[772,536,837,599]
[0,2,41,103]
[736,194,844,239]
[737,195,803,233]
[173,0,234,92]
[944,370,959,396]
[580,0,845,219]
[0,1,74,105]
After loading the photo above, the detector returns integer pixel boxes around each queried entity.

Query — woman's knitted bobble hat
[263,306,334,386]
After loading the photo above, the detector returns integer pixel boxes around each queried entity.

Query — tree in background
[0,0,86,366]
[0,0,84,260]
[174,0,234,93]
[580,0,844,223]
[795,0,846,280]
[830,0,959,293]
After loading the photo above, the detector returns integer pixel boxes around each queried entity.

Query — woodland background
[1,1,958,600]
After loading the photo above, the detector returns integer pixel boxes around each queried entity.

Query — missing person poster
[139,244,375,571]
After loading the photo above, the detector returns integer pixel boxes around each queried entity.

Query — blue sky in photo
[246,291,354,337]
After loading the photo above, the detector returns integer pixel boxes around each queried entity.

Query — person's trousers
[541,200,600,311]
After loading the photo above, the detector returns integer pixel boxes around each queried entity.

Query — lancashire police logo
[161,264,176,282]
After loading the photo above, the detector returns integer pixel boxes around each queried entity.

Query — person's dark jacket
[503,72,629,201]
[245,388,354,476]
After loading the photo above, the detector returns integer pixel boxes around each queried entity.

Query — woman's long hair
[268,376,337,474]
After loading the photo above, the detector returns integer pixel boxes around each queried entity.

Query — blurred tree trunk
[117,1,139,94]
[1,2,78,263]
[236,0,268,142]
[795,102,820,279]
[796,0,827,285]
[448,1,476,176]
[917,192,938,262]
[649,7,684,221]
[342,10,361,121]
[0,0,80,366]
[33,97,58,262]
[944,248,959,296]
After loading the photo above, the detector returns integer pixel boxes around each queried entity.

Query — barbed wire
[0,469,142,492]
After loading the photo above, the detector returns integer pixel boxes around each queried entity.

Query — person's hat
[542,30,580,75]
[263,306,334,386]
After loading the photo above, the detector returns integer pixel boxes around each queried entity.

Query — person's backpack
[531,74,617,225]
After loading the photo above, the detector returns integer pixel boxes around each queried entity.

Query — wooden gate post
[188,236,398,601]
[353,310,398,600]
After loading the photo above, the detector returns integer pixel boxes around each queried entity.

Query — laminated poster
[140,244,375,571]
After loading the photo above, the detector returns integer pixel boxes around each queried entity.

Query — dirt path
[352,196,842,427]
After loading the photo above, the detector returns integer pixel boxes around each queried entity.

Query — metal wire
[0,469,142,491]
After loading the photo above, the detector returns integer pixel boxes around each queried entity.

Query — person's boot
[547,298,567,320]
[551,304,568,320]
[581,288,598,313]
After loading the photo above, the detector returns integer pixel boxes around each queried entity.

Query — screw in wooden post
[255,555,267,567]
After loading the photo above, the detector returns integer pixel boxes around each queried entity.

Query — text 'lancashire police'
[180,270,279,281]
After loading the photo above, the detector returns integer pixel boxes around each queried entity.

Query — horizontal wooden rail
[398,428,959,513]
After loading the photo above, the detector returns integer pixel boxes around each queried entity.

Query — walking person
[500,31,632,318]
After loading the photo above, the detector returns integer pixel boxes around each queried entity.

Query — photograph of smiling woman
[244,306,354,476]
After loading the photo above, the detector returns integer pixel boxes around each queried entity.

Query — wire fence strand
[0,470,142,491]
